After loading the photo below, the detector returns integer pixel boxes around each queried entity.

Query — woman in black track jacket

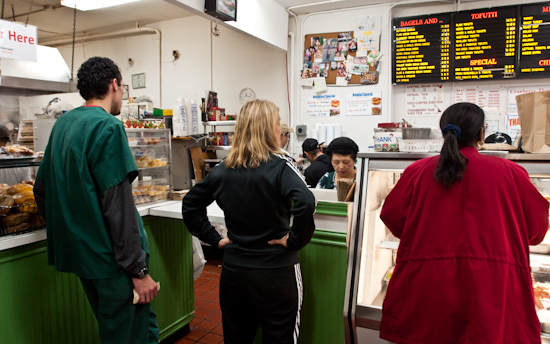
[182,99,316,344]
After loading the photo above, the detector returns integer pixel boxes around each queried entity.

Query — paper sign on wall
[355,16,381,57]
[405,84,446,116]
[0,19,37,61]
[507,86,550,113]
[506,114,521,140]
[306,94,341,117]
[454,86,505,114]
[345,91,382,116]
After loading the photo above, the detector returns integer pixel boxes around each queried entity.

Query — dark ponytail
[433,102,485,188]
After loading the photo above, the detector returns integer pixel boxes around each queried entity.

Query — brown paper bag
[516,91,550,153]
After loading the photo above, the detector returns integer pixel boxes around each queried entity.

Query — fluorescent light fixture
[60,0,141,11]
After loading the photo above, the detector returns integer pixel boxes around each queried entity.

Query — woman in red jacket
[380,102,549,344]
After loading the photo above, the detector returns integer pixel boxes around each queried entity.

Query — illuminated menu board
[453,7,517,80]
[392,14,451,84]
[520,3,550,77]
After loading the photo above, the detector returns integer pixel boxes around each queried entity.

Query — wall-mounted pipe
[139,25,162,108]
[40,24,163,107]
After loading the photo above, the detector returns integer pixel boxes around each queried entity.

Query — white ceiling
[1,0,194,42]
[1,0,416,44]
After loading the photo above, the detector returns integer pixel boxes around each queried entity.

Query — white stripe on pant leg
[293,263,303,344]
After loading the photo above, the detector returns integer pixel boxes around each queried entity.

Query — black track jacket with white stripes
[182,153,317,269]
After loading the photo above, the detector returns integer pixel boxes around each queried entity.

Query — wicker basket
[0,203,44,236]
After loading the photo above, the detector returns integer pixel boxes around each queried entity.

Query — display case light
[60,0,141,11]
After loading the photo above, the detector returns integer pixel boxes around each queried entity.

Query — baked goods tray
[0,203,45,237]
[0,156,41,168]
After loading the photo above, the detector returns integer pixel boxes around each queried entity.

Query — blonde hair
[225,99,282,169]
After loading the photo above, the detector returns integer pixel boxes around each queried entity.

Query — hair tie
[442,124,461,140]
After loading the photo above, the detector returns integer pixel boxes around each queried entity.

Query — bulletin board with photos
[302,31,380,85]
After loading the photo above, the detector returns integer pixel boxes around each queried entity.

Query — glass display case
[126,129,172,205]
[0,157,46,251]
[344,152,550,344]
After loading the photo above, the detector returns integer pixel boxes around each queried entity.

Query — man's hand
[218,237,232,249]
[132,275,159,304]
[268,233,289,248]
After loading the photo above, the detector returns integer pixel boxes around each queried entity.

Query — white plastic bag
[192,236,206,280]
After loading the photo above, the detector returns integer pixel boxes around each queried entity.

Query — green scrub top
[37,106,148,279]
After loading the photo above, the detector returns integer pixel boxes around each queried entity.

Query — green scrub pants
[81,273,159,344]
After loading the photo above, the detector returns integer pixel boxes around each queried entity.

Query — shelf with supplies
[126,128,172,205]
[121,101,153,120]
[203,120,236,127]
[203,120,235,149]
[205,146,231,151]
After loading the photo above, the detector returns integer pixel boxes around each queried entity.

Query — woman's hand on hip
[268,233,289,248]
[218,237,232,249]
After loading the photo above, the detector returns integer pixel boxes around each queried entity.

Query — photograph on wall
[337,32,351,52]
[314,46,323,62]
[311,36,323,47]
[320,63,329,77]
[311,63,320,77]
[345,73,352,82]
[351,57,369,74]
[338,32,351,42]
[334,50,346,61]
[330,61,338,70]
[337,62,347,77]
[338,41,349,52]
[349,39,357,52]
[360,71,379,84]
[323,38,337,62]
[304,46,315,60]
[301,69,312,79]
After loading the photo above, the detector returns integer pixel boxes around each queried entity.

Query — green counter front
[0,216,194,344]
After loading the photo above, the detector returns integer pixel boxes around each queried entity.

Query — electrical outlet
[296,125,307,136]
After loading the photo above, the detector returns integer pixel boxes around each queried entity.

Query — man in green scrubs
[34,57,159,344]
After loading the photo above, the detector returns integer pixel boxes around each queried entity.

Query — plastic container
[189,97,199,135]
[399,139,443,153]
[374,128,402,152]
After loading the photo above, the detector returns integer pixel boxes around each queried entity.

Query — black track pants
[220,262,303,344]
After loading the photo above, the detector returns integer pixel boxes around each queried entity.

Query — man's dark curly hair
[77,57,122,100]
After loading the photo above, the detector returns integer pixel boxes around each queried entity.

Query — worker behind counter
[301,138,333,187]
[0,125,32,186]
[317,137,359,189]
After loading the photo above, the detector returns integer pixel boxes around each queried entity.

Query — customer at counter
[302,138,332,187]
[379,102,549,344]
[34,57,160,344]
[317,136,359,189]
[182,99,316,344]
[280,122,294,152]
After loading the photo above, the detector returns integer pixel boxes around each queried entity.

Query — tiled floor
[166,254,224,344]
